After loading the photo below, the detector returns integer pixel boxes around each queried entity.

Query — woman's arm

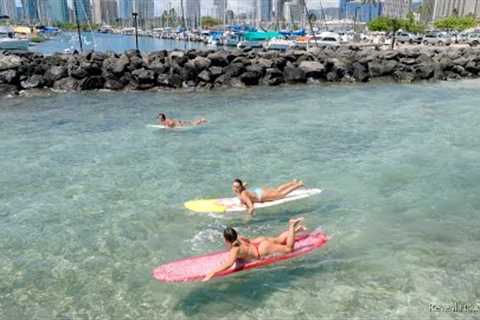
[202,247,239,282]
[240,192,255,216]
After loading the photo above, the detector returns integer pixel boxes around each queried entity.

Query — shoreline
[1,46,480,97]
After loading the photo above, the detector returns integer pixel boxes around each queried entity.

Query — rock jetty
[1,46,480,96]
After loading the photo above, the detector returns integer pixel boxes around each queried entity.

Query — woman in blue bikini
[232,178,304,216]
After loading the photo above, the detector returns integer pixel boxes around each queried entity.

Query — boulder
[53,77,79,91]
[368,60,397,77]
[232,56,251,66]
[113,55,129,74]
[157,73,182,88]
[44,66,67,83]
[299,61,325,79]
[192,56,211,70]
[240,71,261,86]
[20,74,44,89]
[352,62,369,82]
[0,70,19,84]
[208,66,223,78]
[148,61,168,74]
[104,79,125,90]
[79,76,105,90]
[263,68,284,86]
[0,55,23,71]
[393,70,415,83]
[0,84,18,96]
[283,64,306,83]
[131,68,156,89]
[197,70,211,82]
[414,63,435,79]
[127,55,146,71]
[223,63,245,77]
[69,66,88,79]
[207,51,229,67]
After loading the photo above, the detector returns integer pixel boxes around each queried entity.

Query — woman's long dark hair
[224,227,240,246]
[233,178,245,191]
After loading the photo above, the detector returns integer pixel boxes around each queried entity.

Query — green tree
[433,15,477,31]
[201,16,220,28]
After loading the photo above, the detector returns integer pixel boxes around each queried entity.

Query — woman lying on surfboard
[232,179,304,216]
[157,113,207,128]
[202,218,306,282]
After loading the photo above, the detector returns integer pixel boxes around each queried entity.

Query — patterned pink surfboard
[152,229,329,282]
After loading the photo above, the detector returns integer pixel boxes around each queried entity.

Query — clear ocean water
[1,80,480,319]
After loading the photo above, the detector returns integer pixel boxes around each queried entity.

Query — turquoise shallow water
[1,81,480,319]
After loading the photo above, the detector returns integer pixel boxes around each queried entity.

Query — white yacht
[0,26,29,50]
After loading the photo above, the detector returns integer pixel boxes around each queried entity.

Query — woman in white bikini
[232,178,304,216]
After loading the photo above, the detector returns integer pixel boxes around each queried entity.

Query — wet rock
[0,83,18,96]
[131,68,156,89]
[283,64,306,83]
[192,56,211,70]
[263,68,284,86]
[197,70,211,82]
[20,74,44,89]
[104,78,125,90]
[299,61,325,79]
[44,66,67,83]
[207,51,229,67]
[208,66,223,79]
[53,77,79,91]
[0,55,22,71]
[0,70,19,84]
[352,62,369,82]
[369,60,397,77]
[79,76,105,90]
[157,73,182,88]
[240,71,261,86]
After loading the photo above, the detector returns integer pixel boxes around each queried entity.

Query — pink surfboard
[152,229,329,283]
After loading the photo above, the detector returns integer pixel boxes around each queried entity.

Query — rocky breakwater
[1,46,480,96]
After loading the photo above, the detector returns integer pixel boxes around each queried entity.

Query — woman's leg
[258,218,304,256]
[261,181,304,202]
[275,180,298,193]
[272,224,306,244]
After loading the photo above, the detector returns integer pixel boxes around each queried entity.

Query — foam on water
[1,81,480,319]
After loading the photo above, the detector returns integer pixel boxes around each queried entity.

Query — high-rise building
[72,0,92,23]
[119,0,134,19]
[257,0,273,21]
[92,0,118,24]
[345,0,383,21]
[92,0,102,24]
[21,0,39,23]
[0,0,16,19]
[430,0,480,19]
[273,0,285,22]
[284,0,304,22]
[185,0,201,27]
[135,0,155,18]
[102,0,118,24]
[213,0,227,20]
[382,0,410,18]
[38,0,69,23]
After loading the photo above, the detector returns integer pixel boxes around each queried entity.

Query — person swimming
[202,217,306,281]
[232,178,304,216]
[157,113,207,128]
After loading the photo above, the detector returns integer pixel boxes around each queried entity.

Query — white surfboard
[184,188,323,214]
[146,124,203,130]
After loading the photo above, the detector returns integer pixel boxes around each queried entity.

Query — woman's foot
[289,217,304,228]
[295,225,307,233]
